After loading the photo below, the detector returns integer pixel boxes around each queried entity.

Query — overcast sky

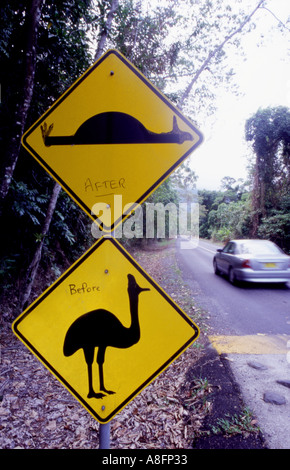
[187,0,290,191]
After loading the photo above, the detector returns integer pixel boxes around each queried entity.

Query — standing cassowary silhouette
[63,274,150,399]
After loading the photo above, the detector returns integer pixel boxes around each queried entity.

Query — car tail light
[242,259,252,269]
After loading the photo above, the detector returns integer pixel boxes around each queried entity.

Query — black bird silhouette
[41,112,193,146]
[63,274,150,399]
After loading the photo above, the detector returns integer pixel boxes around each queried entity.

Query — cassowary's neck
[127,292,141,344]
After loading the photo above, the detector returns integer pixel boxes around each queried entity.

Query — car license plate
[264,262,277,268]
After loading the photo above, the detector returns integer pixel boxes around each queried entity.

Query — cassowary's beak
[127,274,150,293]
[140,286,150,293]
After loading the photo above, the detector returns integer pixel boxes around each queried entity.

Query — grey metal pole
[99,422,111,449]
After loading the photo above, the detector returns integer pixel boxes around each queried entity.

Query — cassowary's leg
[97,347,115,395]
[83,347,105,399]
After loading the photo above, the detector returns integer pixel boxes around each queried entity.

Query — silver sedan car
[213,239,290,285]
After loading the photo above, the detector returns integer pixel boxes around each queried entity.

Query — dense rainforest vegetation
[199,106,290,252]
[0,0,289,317]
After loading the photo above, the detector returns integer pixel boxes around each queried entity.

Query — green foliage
[120,177,180,247]
[245,107,290,211]
[245,106,290,247]
[30,0,93,120]
[10,180,48,226]
[119,161,199,247]
[258,214,290,253]
[147,178,179,207]
[209,199,251,242]
[0,178,50,267]
[245,106,290,167]
[211,407,260,436]
[50,190,93,259]
[0,255,19,290]
[172,163,198,203]
[257,201,290,254]
[199,179,251,242]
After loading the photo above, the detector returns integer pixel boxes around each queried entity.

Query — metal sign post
[99,422,111,449]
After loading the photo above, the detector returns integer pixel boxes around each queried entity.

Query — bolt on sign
[21,49,203,232]
[12,237,199,424]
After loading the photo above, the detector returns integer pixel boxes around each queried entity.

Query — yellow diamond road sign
[12,237,199,423]
[22,49,203,232]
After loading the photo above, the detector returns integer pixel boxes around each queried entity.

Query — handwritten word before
[69,282,100,295]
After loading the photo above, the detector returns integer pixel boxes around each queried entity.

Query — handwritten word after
[84,177,125,194]
[69,282,100,295]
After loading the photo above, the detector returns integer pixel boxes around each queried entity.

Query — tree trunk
[250,157,261,237]
[19,182,62,312]
[0,0,44,218]
[94,0,119,61]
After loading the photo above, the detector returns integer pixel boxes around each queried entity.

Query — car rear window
[239,241,282,255]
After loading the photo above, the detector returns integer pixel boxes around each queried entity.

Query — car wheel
[228,267,236,285]
[213,259,220,275]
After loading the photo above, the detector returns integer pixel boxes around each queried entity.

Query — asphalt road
[176,237,290,336]
[176,237,290,449]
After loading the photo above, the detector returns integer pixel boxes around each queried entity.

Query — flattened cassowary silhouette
[41,112,193,146]
[63,274,150,399]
